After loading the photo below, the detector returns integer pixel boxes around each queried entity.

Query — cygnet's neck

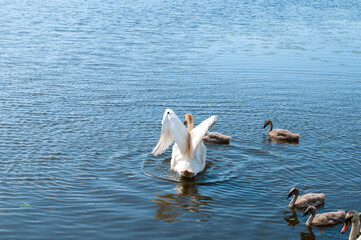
[289,194,298,208]
[306,212,316,226]
[268,121,273,133]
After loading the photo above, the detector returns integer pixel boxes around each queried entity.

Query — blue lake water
[0,0,360,239]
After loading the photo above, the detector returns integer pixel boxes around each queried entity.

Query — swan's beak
[341,218,351,234]
[286,192,293,199]
[263,124,267,128]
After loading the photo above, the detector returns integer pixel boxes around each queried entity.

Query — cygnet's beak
[286,192,293,199]
[183,120,187,126]
[263,124,267,128]
[341,219,351,234]
[302,211,309,218]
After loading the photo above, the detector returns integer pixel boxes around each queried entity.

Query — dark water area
[0,0,360,239]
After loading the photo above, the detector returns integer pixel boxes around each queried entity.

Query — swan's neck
[306,212,315,226]
[349,219,360,240]
[289,194,298,208]
[187,122,194,132]
[268,121,273,133]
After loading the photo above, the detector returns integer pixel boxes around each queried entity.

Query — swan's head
[263,119,271,128]
[183,113,194,126]
[287,187,299,199]
[302,206,316,217]
[341,210,359,234]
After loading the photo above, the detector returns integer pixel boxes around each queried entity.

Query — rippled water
[1,0,360,239]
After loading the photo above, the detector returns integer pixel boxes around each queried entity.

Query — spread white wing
[190,115,217,150]
[152,109,189,156]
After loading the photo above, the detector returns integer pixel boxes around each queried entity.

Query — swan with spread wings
[152,109,217,178]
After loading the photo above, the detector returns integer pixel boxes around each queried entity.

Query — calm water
[0,0,360,239]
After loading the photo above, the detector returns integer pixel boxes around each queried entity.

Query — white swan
[152,109,217,178]
[341,210,361,240]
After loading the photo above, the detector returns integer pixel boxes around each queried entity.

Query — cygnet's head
[287,187,300,199]
[263,119,271,128]
[302,206,316,217]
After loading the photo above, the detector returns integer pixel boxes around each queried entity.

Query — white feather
[152,109,189,156]
[190,115,217,150]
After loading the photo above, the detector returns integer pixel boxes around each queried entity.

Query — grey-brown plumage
[341,210,361,240]
[202,132,231,144]
[287,187,325,209]
[303,206,345,227]
[263,119,300,142]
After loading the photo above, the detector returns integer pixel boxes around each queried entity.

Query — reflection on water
[284,209,300,227]
[283,209,316,240]
[152,181,213,223]
[300,226,316,240]
[269,138,299,145]
[262,134,299,145]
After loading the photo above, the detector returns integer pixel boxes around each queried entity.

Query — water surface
[0,0,360,239]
